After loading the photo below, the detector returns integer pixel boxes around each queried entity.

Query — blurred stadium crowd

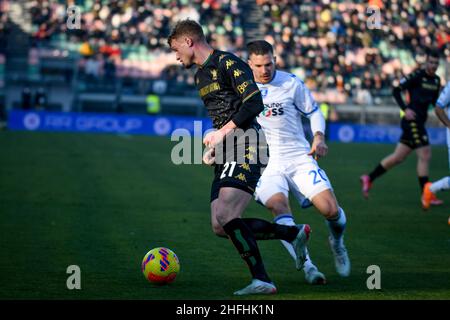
[2,0,450,107]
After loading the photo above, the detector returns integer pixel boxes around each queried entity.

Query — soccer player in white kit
[422,81,450,210]
[247,40,350,279]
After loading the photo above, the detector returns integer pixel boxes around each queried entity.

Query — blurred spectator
[79,40,94,58]
[29,0,243,52]
[26,0,450,105]
[34,87,48,110]
[104,56,116,79]
[21,87,32,110]
[258,0,449,105]
[84,54,102,79]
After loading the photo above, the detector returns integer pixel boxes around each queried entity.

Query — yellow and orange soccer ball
[141,247,180,284]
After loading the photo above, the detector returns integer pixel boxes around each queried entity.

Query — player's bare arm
[308,131,328,159]
[203,120,237,148]
[392,72,418,121]
[306,98,328,159]
[435,107,450,129]
[202,147,216,165]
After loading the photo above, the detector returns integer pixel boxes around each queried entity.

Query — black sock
[242,218,299,242]
[222,218,271,283]
[418,176,429,191]
[369,163,387,182]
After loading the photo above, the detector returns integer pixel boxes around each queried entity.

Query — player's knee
[320,200,339,219]
[267,201,289,216]
[211,221,227,238]
[211,206,230,238]
[393,154,407,164]
[419,150,431,162]
[265,194,289,216]
[214,204,240,228]
[214,210,229,227]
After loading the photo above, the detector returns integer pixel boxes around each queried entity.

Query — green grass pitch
[0,131,449,300]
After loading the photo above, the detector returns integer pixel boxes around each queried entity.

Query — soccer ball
[141,247,180,284]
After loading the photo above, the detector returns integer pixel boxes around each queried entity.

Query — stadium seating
[6,0,450,110]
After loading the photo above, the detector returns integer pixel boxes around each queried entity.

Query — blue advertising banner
[7,110,448,146]
[7,110,213,136]
[328,123,448,145]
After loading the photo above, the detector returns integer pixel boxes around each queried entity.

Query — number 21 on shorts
[220,161,237,179]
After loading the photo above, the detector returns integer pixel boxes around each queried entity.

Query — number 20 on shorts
[309,169,327,185]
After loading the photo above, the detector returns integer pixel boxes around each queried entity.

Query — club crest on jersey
[210,69,218,81]
[260,88,268,97]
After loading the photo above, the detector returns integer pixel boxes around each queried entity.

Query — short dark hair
[426,47,440,59]
[247,40,274,56]
[168,19,205,46]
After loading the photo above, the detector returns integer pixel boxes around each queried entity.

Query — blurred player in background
[168,20,311,295]
[361,49,442,205]
[247,40,351,279]
[422,81,450,210]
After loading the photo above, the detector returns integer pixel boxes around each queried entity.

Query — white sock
[303,247,315,271]
[325,207,346,246]
[274,214,315,270]
[430,176,450,193]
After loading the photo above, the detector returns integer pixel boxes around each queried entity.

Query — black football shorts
[399,119,430,149]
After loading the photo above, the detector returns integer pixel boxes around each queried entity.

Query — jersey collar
[199,50,214,68]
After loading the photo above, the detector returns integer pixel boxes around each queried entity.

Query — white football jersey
[256,70,318,160]
[436,82,450,154]
[437,82,450,118]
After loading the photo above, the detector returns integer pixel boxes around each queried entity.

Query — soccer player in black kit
[168,19,311,295]
[361,49,442,206]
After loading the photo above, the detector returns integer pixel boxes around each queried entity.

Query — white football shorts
[255,154,333,207]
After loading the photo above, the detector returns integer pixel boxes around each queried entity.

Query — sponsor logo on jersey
[234,173,247,182]
[199,82,221,97]
[239,163,251,172]
[421,82,439,90]
[259,103,284,117]
[233,69,244,78]
[246,146,256,154]
[237,80,253,94]
[225,59,236,69]
[244,153,254,161]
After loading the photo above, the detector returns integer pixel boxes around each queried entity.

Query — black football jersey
[195,50,262,129]
[395,69,441,124]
